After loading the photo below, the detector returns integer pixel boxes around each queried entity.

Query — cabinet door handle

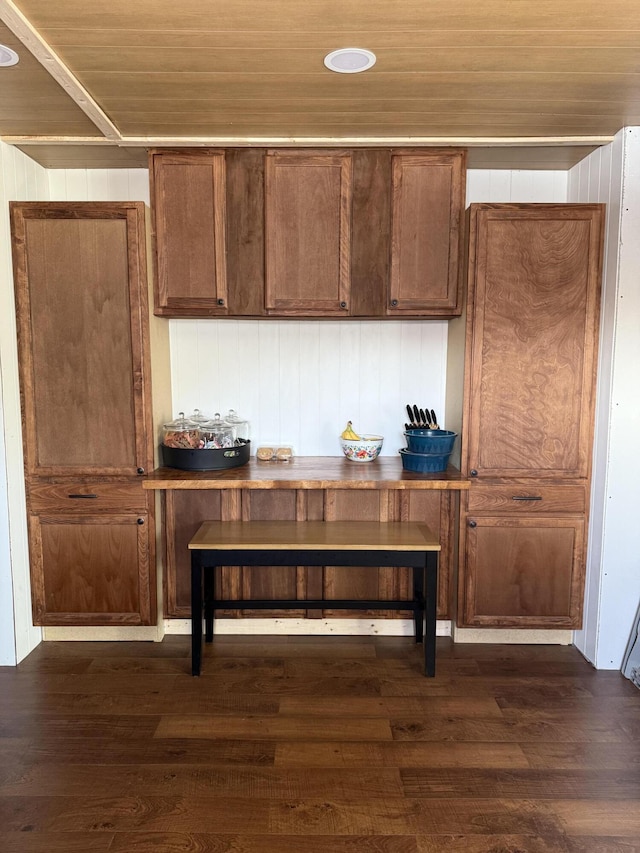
[512,495,543,501]
[137,518,145,525]
[68,493,98,499]
[468,520,477,528]
[390,299,398,307]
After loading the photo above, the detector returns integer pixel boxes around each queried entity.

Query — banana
[341,421,361,441]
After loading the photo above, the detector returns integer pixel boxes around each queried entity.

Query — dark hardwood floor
[0,635,639,852]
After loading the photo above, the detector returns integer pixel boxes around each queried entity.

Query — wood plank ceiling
[1,0,640,168]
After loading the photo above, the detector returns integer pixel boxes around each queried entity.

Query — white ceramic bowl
[339,435,384,462]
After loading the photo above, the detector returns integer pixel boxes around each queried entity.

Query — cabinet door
[264,150,352,315]
[389,150,465,316]
[464,204,604,479]
[11,202,152,478]
[28,512,154,625]
[458,513,585,628]
[150,149,228,316]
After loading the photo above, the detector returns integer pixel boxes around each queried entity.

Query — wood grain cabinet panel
[463,204,604,480]
[458,203,604,629]
[28,513,153,626]
[389,150,466,316]
[459,513,585,628]
[264,150,352,316]
[10,202,157,626]
[150,149,228,316]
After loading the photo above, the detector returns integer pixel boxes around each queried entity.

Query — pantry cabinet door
[464,204,604,479]
[11,203,152,478]
[264,151,352,315]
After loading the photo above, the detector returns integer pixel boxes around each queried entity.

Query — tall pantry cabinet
[10,202,163,626]
[458,203,605,628]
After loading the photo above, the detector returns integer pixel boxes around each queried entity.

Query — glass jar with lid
[162,412,202,449]
[200,412,235,449]
[225,408,250,442]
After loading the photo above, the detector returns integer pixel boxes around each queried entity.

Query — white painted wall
[569,129,640,669]
[0,142,49,665]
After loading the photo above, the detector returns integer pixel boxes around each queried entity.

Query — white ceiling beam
[0,0,121,141]
[0,135,614,148]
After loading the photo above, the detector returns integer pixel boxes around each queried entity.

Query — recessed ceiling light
[0,44,19,67]
[324,48,376,74]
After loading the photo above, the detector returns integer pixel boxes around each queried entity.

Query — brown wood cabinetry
[149,148,465,319]
[459,483,586,628]
[10,202,157,626]
[149,149,228,317]
[145,457,465,622]
[389,150,465,316]
[457,203,604,628]
[264,150,352,315]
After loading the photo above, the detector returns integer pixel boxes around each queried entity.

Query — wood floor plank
[266,797,565,835]
[390,714,629,743]
[0,764,404,799]
[417,835,640,852]
[108,833,420,852]
[549,801,640,837]
[400,768,640,799]
[521,742,640,771]
[25,737,276,766]
[154,714,393,741]
[0,689,280,716]
[275,741,531,769]
[0,795,271,833]
[279,696,503,717]
[0,832,114,852]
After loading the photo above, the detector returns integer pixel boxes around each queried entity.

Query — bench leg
[413,565,424,644]
[191,551,203,676]
[424,551,438,677]
[204,565,215,643]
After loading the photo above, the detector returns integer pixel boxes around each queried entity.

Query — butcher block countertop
[143,455,469,490]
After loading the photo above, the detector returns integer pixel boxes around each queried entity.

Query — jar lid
[226,408,248,425]
[188,408,212,426]
[163,412,198,432]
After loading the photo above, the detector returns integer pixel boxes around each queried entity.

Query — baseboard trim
[164,617,453,637]
[43,625,164,642]
[453,625,573,644]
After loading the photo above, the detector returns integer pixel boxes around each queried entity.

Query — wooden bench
[188,520,440,677]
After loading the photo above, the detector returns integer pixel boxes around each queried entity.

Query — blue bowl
[404,429,456,455]
[399,448,451,473]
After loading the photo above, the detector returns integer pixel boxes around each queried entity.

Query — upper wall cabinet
[149,147,466,319]
[150,149,228,317]
[264,151,352,316]
[389,150,466,317]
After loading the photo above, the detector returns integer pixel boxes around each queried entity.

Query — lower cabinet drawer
[28,480,148,512]
[467,483,586,514]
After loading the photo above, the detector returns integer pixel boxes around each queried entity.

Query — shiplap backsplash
[47,165,569,455]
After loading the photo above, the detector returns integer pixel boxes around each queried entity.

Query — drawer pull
[68,493,98,499]
[512,495,542,501]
